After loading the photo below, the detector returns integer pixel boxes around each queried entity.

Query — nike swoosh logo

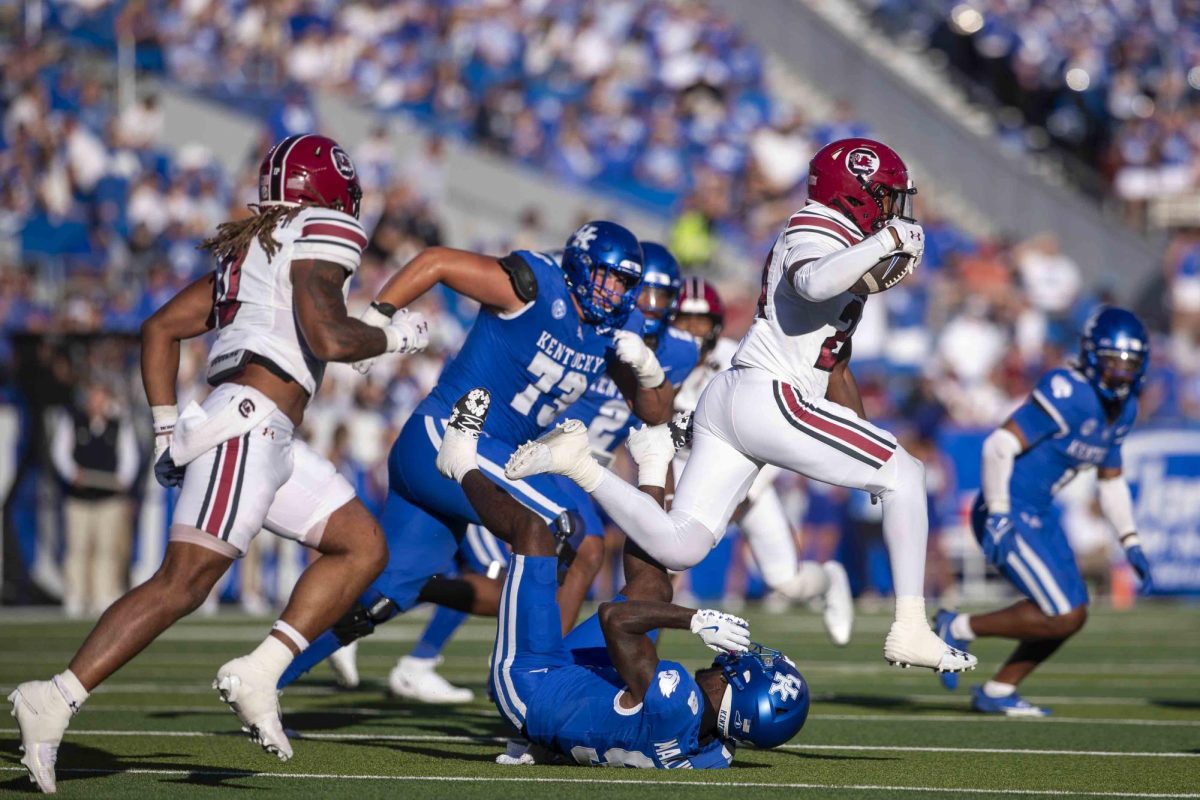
[699,626,719,633]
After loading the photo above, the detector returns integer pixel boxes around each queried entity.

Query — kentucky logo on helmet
[570,224,599,252]
[769,672,803,702]
[846,148,880,178]
[331,147,356,179]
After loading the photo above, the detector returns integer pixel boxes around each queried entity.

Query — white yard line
[1,767,1197,797]
[4,729,1197,757]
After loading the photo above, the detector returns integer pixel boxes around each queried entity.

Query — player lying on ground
[435,387,810,766]
[8,134,429,792]
[670,276,854,644]
[276,221,675,691]
[506,138,974,674]
[934,307,1155,716]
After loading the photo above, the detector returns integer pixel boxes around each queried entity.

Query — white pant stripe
[502,555,528,721]
[491,557,521,729]
[1015,536,1073,615]
[481,526,506,563]
[1006,552,1056,615]
[465,526,491,568]
[424,417,562,520]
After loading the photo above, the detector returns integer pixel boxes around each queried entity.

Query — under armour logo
[769,673,802,702]
[571,224,599,251]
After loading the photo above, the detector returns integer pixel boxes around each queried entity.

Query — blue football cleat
[969,685,1051,717]
[932,609,968,690]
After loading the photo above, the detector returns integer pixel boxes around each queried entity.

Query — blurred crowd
[3,0,1200,611]
[867,0,1200,215]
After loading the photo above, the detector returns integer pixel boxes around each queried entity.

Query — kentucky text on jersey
[535,331,608,374]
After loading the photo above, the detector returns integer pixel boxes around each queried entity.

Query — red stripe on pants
[204,437,241,535]
[781,384,893,463]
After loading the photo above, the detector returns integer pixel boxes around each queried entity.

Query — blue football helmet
[561,221,644,327]
[1081,306,1150,402]
[637,241,683,339]
[714,644,809,749]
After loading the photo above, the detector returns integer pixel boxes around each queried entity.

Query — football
[849,253,915,294]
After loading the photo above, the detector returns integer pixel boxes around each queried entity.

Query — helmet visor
[1097,351,1145,394]
[638,285,677,322]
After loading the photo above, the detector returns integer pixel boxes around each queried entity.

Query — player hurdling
[437,387,810,767]
[935,308,1154,715]
[8,134,428,793]
[507,138,976,674]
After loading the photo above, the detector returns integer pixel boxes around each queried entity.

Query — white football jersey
[674,337,738,415]
[207,206,367,396]
[732,201,867,400]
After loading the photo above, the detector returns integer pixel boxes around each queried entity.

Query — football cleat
[213,657,293,761]
[504,419,602,490]
[970,685,1051,717]
[436,388,491,481]
[388,656,475,704]
[932,609,968,690]
[328,641,359,689]
[821,561,854,647]
[9,681,73,794]
[883,621,977,673]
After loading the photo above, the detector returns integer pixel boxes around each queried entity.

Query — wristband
[151,405,178,430]
[1120,532,1141,548]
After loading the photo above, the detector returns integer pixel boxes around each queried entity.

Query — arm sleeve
[980,427,1022,515]
[292,213,368,273]
[788,233,891,302]
[50,412,77,482]
[1097,476,1137,537]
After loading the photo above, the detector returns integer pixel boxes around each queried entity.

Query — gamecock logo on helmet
[845,148,880,179]
[331,147,356,179]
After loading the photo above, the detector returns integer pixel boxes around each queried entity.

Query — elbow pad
[498,253,539,303]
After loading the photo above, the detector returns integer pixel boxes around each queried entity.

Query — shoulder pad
[497,252,539,304]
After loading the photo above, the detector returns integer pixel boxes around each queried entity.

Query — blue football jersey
[416,251,642,444]
[524,659,733,769]
[563,327,700,459]
[1007,367,1138,511]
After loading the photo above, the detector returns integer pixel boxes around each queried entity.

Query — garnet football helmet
[258,133,363,219]
[807,137,915,233]
[675,275,725,351]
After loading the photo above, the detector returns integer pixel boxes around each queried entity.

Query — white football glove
[690,608,751,654]
[625,424,674,488]
[151,405,184,487]
[877,219,925,264]
[613,330,666,389]
[352,305,431,374]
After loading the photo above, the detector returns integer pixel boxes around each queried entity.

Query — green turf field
[2,604,1198,798]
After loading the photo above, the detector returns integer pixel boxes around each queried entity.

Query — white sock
[983,680,1016,698]
[53,670,89,715]
[439,427,479,484]
[248,635,296,683]
[894,595,928,628]
[774,561,830,602]
[950,613,976,642]
[878,450,930,598]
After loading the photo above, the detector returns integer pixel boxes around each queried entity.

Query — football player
[934,307,1154,715]
[670,277,854,644]
[8,134,426,790]
[507,138,975,674]
[368,241,699,702]
[276,221,676,689]
[436,387,809,766]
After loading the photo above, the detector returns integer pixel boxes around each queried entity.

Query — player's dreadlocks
[198,202,313,264]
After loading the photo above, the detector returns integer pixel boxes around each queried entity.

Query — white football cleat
[504,420,601,490]
[328,642,359,689]
[388,655,475,704]
[436,388,491,481]
[213,657,293,761]
[9,681,73,794]
[884,621,977,673]
[821,561,854,647]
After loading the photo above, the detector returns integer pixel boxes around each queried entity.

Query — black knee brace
[331,597,398,645]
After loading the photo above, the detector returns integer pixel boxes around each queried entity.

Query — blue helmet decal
[561,221,644,327]
[638,241,683,338]
[713,643,809,749]
[1080,306,1150,402]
